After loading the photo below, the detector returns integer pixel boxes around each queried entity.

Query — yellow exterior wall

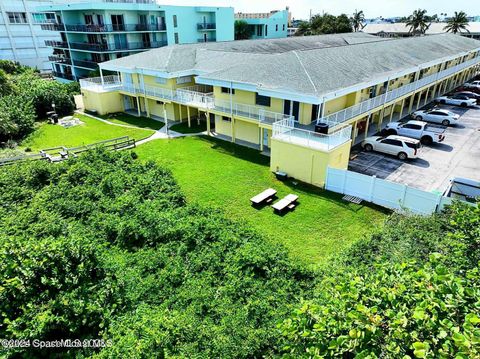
[234,119,260,144]
[270,139,351,187]
[214,114,232,137]
[81,90,124,115]
[147,99,177,121]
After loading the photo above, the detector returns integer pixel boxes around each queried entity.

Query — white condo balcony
[80,77,293,125]
[317,55,480,128]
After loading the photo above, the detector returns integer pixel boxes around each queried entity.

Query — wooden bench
[272,194,299,213]
[250,188,277,206]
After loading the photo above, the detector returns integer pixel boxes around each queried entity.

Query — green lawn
[135,136,387,268]
[170,121,207,134]
[20,114,154,151]
[98,112,165,131]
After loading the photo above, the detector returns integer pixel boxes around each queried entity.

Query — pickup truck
[385,120,446,145]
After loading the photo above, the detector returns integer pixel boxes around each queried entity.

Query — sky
[160,0,480,20]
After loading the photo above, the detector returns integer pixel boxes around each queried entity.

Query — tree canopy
[295,13,352,36]
[234,20,253,40]
[444,11,470,34]
[0,60,79,143]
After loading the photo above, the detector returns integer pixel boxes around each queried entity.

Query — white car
[435,95,477,107]
[362,135,421,160]
[412,109,460,126]
[464,80,480,90]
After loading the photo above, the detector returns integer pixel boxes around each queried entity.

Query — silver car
[412,109,459,126]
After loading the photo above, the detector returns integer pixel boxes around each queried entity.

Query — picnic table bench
[250,188,277,206]
[272,194,298,213]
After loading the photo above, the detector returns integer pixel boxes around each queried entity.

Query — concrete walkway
[78,111,207,147]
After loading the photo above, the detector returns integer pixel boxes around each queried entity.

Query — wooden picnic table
[272,194,298,213]
[250,188,277,205]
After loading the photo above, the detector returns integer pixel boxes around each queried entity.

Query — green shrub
[278,254,480,358]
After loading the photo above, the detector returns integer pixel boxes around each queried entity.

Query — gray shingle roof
[101,33,480,99]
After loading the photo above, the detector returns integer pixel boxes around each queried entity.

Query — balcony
[48,56,72,65]
[80,78,292,124]
[197,36,216,43]
[45,40,68,49]
[79,75,122,91]
[52,71,76,81]
[41,23,65,31]
[273,119,352,152]
[73,59,101,70]
[318,55,480,128]
[197,23,216,30]
[69,41,167,52]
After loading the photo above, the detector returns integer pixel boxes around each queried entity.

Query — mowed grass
[98,112,165,131]
[20,114,154,151]
[135,136,388,267]
[170,121,207,134]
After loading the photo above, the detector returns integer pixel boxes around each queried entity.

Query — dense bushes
[0,60,79,142]
[278,203,480,358]
[0,148,478,358]
[0,150,313,358]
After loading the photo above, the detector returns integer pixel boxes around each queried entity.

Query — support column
[145,98,150,117]
[231,117,235,143]
[399,98,405,120]
[187,106,191,128]
[407,94,414,114]
[162,103,168,136]
[432,83,438,99]
[377,108,384,130]
[351,119,358,145]
[364,114,371,140]
[389,103,395,122]
[206,111,211,135]
[136,97,141,117]
[179,104,182,122]
[424,88,430,105]
[259,127,263,151]
[416,90,422,109]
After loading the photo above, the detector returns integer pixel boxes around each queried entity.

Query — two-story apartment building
[235,8,289,39]
[37,0,234,81]
[79,33,480,187]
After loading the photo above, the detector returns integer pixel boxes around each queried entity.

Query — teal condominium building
[38,0,234,81]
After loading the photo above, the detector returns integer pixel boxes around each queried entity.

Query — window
[381,139,402,147]
[402,124,422,130]
[311,104,320,122]
[174,32,179,44]
[222,116,231,122]
[265,25,268,36]
[156,100,164,105]
[221,87,235,94]
[176,76,192,84]
[283,24,285,31]
[84,14,94,25]
[155,77,167,84]
[275,24,278,31]
[173,15,177,27]
[256,26,262,36]
[31,12,55,24]
[255,93,271,107]
[7,12,27,24]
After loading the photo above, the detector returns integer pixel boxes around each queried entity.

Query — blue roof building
[235,8,289,40]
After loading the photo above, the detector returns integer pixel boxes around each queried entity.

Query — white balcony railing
[318,55,480,128]
[79,75,122,92]
[272,119,352,152]
[80,78,293,124]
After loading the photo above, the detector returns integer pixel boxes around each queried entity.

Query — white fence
[325,167,455,215]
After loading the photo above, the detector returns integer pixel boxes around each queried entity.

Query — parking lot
[348,103,480,192]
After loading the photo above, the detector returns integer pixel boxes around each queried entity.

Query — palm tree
[350,9,365,32]
[444,11,470,34]
[406,9,431,35]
